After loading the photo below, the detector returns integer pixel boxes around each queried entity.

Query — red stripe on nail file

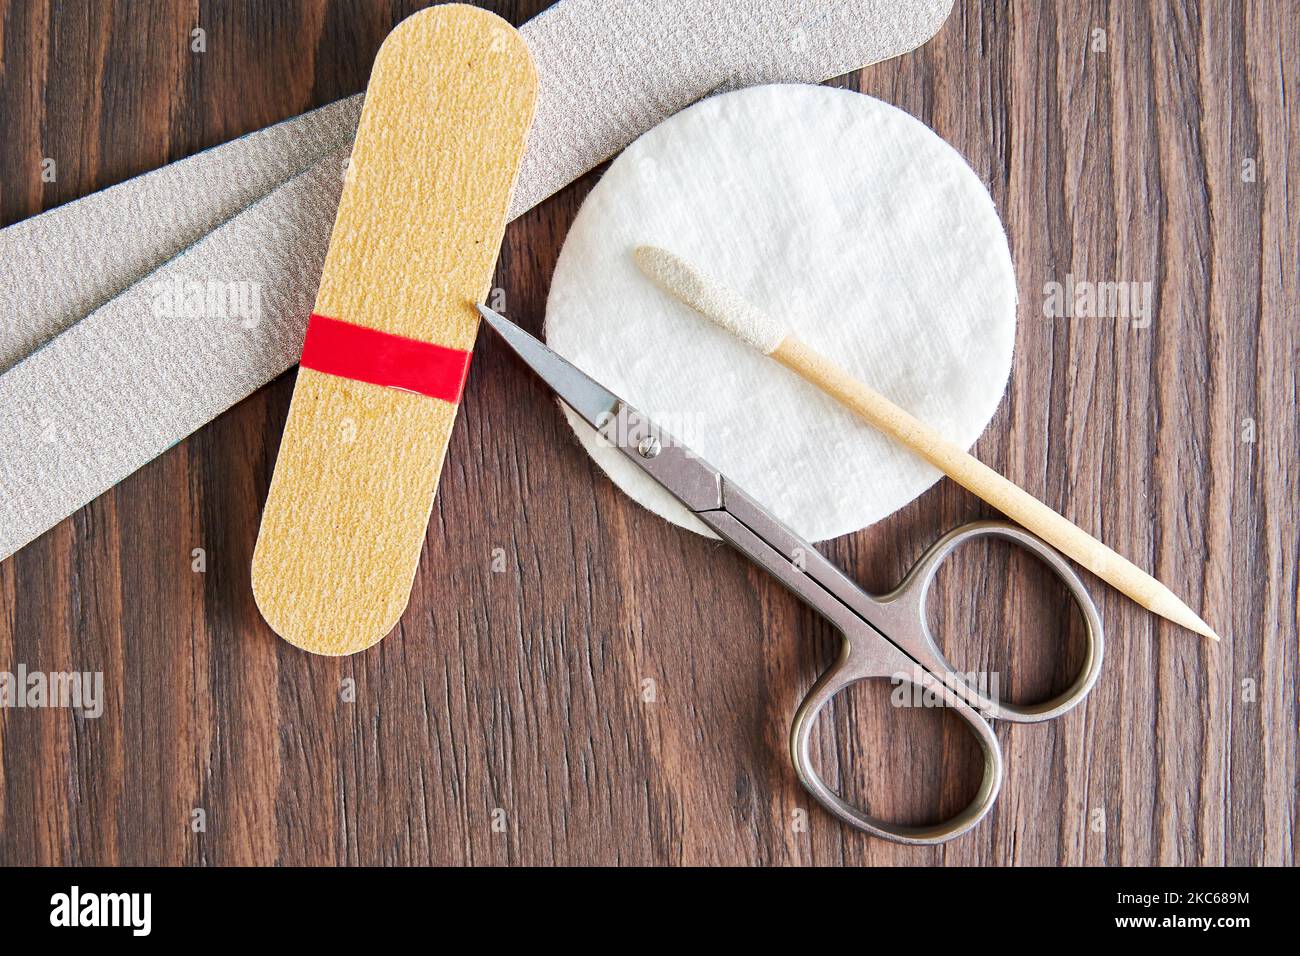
[299,313,472,403]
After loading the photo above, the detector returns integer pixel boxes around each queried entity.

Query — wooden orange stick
[635,244,1220,642]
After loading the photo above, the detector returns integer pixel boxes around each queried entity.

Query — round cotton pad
[544,84,1016,542]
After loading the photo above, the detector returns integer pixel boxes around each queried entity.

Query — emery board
[251,4,537,655]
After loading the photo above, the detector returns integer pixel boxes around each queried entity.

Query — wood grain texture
[0,0,1295,866]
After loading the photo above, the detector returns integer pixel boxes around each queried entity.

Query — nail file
[250,4,536,655]
[0,0,956,563]
[0,97,361,372]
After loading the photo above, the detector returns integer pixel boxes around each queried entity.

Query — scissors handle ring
[787,521,1103,843]
[897,520,1105,723]
[789,649,1003,845]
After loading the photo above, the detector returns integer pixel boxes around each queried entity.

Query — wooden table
[0,0,1294,866]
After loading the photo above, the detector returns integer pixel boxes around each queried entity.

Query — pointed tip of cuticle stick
[1183,616,1221,642]
[1155,595,1221,642]
[632,244,788,354]
[1181,609,1222,643]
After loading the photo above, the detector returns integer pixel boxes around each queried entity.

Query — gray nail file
[0,0,953,560]
[0,99,362,373]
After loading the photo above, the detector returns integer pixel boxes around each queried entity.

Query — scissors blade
[477,304,724,512]
[478,303,926,662]
[476,305,620,431]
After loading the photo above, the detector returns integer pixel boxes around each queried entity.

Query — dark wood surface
[0,0,1295,866]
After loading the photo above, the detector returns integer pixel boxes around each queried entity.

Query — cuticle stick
[634,244,1220,642]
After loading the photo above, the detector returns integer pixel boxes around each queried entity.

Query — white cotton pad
[544,84,1017,542]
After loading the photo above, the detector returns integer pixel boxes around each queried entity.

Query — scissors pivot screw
[636,436,662,459]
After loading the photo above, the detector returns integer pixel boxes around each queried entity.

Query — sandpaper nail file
[250,5,536,655]
[0,98,361,372]
[0,0,955,561]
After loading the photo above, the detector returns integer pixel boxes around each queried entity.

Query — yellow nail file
[252,4,537,655]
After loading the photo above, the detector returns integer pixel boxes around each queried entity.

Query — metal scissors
[477,305,1104,844]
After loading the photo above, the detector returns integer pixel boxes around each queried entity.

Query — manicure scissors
[477,305,1104,844]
